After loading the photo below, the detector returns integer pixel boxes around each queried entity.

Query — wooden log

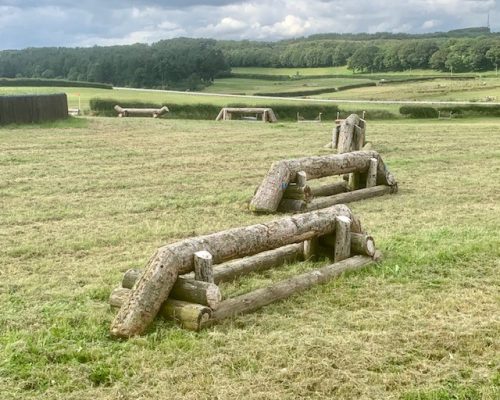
[110,204,358,337]
[122,269,222,309]
[351,233,376,257]
[337,114,360,154]
[286,150,378,180]
[277,199,307,213]
[332,124,340,149]
[334,216,351,262]
[211,243,303,283]
[282,184,312,202]
[366,157,378,188]
[295,171,307,187]
[307,185,393,211]
[194,250,214,283]
[223,107,272,113]
[348,172,362,191]
[114,105,169,117]
[249,161,290,213]
[208,255,375,324]
[353,121,366,151]
[128,244,304,288]
[310,181,348,197]
[109,288,211,331]
[320,232,375,257]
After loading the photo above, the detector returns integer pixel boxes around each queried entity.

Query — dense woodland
[0,28,499,89]
[0,39,229,90]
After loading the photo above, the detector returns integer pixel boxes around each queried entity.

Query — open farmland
[0,116,499,399]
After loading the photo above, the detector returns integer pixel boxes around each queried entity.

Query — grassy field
[312,78,500,102]
[232,66,499,78]
[204,77,372,95]
[0,116,499,399]
[0,86,402,119]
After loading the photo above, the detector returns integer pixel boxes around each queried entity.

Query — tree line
[218,33,500,73]
[0,28,499,90]
[0,38,228,90]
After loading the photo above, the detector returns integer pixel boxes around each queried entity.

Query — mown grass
[0,86,401,119]
[232,66,500,78]
[205,77,372,95]
[0,117,499,399]
[313,78,500,102]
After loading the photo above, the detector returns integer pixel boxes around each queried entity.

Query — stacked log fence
[109,204,381,338]
[250,114,397,214]
[0,93,68,125]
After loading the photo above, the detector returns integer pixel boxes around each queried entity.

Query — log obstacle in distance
[109,204,372,338]
[215,107,278,123]
[114,105,169,118]
[249,150,397,214]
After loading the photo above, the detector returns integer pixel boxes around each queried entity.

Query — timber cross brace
[109,205,381,338]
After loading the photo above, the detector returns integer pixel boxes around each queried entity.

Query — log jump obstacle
[249,149,397,214]
[297,112,322,123]
[215,107,278,123]
[109,205,380,337]
[114,105,169,118]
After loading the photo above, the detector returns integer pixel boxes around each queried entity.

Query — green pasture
[0,117,499,399]
[204,77,372,95]
[232,66,500,78]
[0,86,401,118]
[312,78,500,102]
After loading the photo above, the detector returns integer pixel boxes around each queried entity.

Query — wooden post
[262,110,267,122]
[282,184,312,202]
[295,171,307,187]
[194,251,214,283]
[337,114,361,154]
[334,216,351,262]
[366,157,378,188]
[332,125,340,150]
[109,288,211,331]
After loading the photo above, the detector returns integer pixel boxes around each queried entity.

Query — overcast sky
[0,0,498,50]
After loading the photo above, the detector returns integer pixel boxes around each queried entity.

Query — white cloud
[0,0,498,49]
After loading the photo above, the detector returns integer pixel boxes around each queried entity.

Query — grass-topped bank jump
[0,117,498,399]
